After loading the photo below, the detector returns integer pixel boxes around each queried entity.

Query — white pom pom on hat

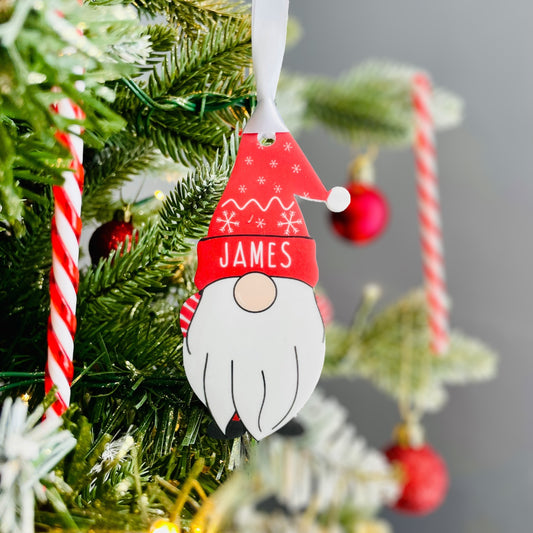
[326,186,351,213]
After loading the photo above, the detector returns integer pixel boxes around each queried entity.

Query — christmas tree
[0,1,496,532]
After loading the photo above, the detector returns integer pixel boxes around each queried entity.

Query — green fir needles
[325,288,497,412]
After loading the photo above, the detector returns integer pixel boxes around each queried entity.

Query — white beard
[183,277,325,440]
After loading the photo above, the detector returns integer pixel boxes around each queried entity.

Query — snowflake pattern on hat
[209,132,327,238]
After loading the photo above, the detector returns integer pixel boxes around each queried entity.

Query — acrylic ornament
[180,0,350,440]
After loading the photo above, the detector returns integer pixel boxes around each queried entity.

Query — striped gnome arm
[180,292,201,337]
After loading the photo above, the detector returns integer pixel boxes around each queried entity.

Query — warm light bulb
[149,519,179,533]
[21,393,31,404]
[154,190,166,201]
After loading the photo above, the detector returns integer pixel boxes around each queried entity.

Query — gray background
[284,1,532,532]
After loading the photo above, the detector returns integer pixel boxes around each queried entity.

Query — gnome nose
[233,272,277,312]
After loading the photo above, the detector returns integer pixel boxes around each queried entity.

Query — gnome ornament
[180,0,350,440]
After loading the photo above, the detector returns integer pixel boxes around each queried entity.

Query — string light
[20,393,31,404]
[154,190,166,201]
[149,519,179,533]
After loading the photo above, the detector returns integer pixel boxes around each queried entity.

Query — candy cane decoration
[412,73,449,355]
[45,95,85,417]
[45,3,85,416]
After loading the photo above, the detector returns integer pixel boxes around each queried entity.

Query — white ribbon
[244,0,290,136]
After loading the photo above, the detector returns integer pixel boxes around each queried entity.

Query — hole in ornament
[258,132,276,146]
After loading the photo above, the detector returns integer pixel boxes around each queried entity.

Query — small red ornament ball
[385,443,449,515]
[89,212,136,265]
[331,183,388,244]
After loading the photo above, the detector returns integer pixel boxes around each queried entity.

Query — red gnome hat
[194,132,348,291]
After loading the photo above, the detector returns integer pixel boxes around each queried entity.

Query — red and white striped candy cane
[45,1,85,417]
[45,96,85,417]
[412,73,449,355]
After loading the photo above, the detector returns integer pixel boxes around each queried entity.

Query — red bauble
[331,183,388,244]
[89,212,136,265]
[385,443,449,515]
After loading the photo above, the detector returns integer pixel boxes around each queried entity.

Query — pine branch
[302,61,463,147]
[36,408,234,532]
[0,199,53,373]
[157,151,232,254]
[82,134,157,223]
[113,18,253,165]
[71,295,192,457]
[142,24,179,54]
[304,71,411,146]
[130,0,249,34]
[0,0,147,226]
[0,397,76,533]
[325,289,498,412]
[0,118,21,225]
[79,149,230,321]
[78,226,172,334]
[204,390,398,533]
[146,21,252,101]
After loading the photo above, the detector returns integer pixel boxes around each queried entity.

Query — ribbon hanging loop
[244,0,290,136]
